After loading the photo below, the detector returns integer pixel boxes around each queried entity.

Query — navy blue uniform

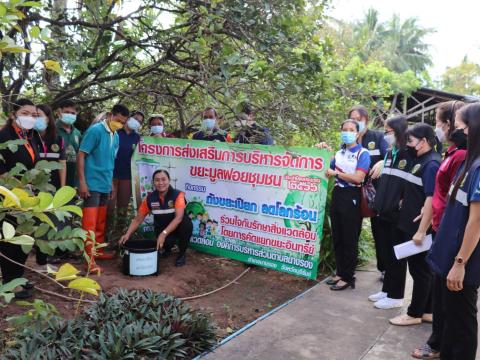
[428,160,480,359]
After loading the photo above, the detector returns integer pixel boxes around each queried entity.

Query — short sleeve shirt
[79,121,119,193]
[330,144,371,187]
[56,121,82,187]
[422,161,440,197]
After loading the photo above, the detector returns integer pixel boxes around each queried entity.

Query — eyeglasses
[384,130,394,135]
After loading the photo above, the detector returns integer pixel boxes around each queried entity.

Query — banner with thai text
[131,137,330,279]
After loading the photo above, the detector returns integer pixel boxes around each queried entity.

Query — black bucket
[121,240,159,276]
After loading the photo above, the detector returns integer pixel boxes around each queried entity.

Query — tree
[330,8,434,75]
[440,56,480,96]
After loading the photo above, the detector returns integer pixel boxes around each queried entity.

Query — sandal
[411,344,440,359]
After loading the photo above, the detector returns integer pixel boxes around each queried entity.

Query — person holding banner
[119,169,193,267]
[149,114,171,138]
[193,107,231,142]
[321,119,371,291]
[388,123,441,326]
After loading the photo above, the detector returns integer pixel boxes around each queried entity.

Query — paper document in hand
[394,234,433,260]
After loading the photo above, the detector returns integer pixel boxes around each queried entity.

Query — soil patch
[0,249,319,339]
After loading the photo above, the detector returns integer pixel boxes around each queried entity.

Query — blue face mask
[61,113,77,125]
[341,131,357,145]
[127,117,141,131]
[151,125,164,135]
[357,121,366,133]
[34,117,48,132]
[203,118,216,130]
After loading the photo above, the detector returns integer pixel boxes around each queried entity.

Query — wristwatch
[162,230,168,235]
[454,256,466,265]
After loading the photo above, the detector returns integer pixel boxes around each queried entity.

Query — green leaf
[36,239,55,256]
[58,205,83,217]
[6,235,34,246]
[2,221,15,239]
[0,278,27,293]
[21,244,33,254]
[34,223,50,238]
[36,192,53,210]
[29,25,40,38]
[52,186,76,208]
[33,213,55,228]
[55,263,80,281]
[68,277,101,296]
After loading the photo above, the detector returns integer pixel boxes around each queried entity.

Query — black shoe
[330,280,355,291]
[22,282,34,290]
[161,250,171,258]
[175,255,186,267]
[14,289,32,299]
[326,277,340,286]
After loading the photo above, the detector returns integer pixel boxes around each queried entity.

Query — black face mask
[450,129,467,150]
[406,146,418,158]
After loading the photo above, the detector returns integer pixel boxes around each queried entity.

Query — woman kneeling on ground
[119,169,193,266]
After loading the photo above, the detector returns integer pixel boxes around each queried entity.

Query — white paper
[394,234,433,260]
[129,251,158,276]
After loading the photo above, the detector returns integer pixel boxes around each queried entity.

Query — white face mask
[15,116,36,130]
[435,126,446,143]
[383,133,396,147]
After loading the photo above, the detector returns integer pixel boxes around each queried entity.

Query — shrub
[3,289,217,359]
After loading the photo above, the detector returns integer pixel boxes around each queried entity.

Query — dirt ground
[0,249,319,339]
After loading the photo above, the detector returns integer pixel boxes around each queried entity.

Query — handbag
[360,178,377,218]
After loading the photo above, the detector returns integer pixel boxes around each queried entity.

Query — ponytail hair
[407,123,437,149]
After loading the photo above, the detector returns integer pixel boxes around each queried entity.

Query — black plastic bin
[121,240,159,276]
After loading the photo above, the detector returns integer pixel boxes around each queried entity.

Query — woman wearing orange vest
[119,169,193,266]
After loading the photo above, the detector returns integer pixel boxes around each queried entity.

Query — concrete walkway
[203,267,479,360]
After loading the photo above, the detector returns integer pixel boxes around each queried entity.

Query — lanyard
[37,133,48,155]
[13,125,35,162]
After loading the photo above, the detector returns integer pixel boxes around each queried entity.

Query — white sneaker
[368,291,387,302]
[374,297,403,309]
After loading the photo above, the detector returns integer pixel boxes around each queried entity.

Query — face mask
[15,116,36,130]
[203,118,216,130]
[406,145,418,158]
[109,120,124,132]
[127,118,141,132]
[151,125,164,135]
[61,113,77,125]
[384,133,395,147]
[450,129,467,150]
[435,126,446,143]
[340,131,357,145]
[357,121,366,133]
[34,117,48,132]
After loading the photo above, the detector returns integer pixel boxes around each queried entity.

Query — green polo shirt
[56,121,82,187]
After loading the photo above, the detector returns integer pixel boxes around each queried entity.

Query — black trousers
[441,281,478,360]
[405,247,433,318]
[0,242,29,284]
[428,272,445,351]
[380,221,406,299]
[370,215,388,272]
[155,216,193,257]
[330,186,362,283]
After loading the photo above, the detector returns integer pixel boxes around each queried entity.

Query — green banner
[132,137,330,279]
